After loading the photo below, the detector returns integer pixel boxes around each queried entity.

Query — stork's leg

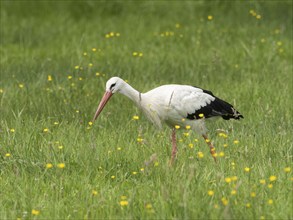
[170,128,177,165]
[202,134,217,162]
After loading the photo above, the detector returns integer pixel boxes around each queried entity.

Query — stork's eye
[110,83,116,90]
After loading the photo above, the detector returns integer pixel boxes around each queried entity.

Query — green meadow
[0,1,292,219]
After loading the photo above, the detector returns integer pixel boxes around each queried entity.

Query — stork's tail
[221,108,243,120]
[216,98,244,120]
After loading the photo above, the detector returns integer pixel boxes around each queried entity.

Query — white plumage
[92,76,243,163]
[139,85,214,133]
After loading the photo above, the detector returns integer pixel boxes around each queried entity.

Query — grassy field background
[1,1,292,219]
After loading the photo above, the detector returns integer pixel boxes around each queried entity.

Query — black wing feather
[186,87,244,120]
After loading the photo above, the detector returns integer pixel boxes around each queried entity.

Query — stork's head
[105,77,125,93]
[92,77,125,122]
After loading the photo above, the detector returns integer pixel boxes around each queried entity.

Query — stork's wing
[171,86,243,120]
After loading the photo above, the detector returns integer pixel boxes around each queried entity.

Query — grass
[0,1,292,219]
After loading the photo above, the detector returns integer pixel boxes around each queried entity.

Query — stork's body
[93,77,243,163]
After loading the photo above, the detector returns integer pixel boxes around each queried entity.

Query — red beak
[92,91,113,122]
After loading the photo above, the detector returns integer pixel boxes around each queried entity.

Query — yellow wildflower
[251,11,257,16]
[0,89,3,93]
[207,190,214,196]
[132,171,137,175]
[138,52,143,57]
[268,184,273,189]
[218,133,228,138]
[74,66,79,70]
[185,125,191,130]
[92,48,97,52]
[10,128,15,133]
[231,176,238,181]
[199,113,204,118]
[197,152,204,158]
[43,128,49,133]
[233,140,239,144]
[277,41,282,46]
[120,200,128,206]
[111,175,115,179]
[267,199,273,205]
[260,179,266,185]
[31,209,40,215]
[132,52,138,56]
[250,192,256,198]
[183,132,189,137]
[137,138,143,143]
[18,83,24,88]
[225,177,232,183]
[188,143,194,148]
[269,175,277,182]
[244,167,250,172]
[219,152,225,157]
[145,203,153,209]
[223,144,228,147]
[284,167,291,173]
[47,75,52,81]
[132,115,139,120]
[57,163,65,169]
[175,23,180,28]
[256,14,261,19]
[207,15,213,20]
[46,163,53,169]
[88,63,93,67]
[231,190,237,195]
[5,153,11,157]
[175,125,180,129]
[246,203,251,208]
[92,190,98,196]
[88,121,93,126]
[221,197,228,206]
[67,75,72,79]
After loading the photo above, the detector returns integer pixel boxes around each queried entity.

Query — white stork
[92,77,243,163]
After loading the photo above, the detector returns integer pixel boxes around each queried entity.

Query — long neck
[119,82,141,105]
